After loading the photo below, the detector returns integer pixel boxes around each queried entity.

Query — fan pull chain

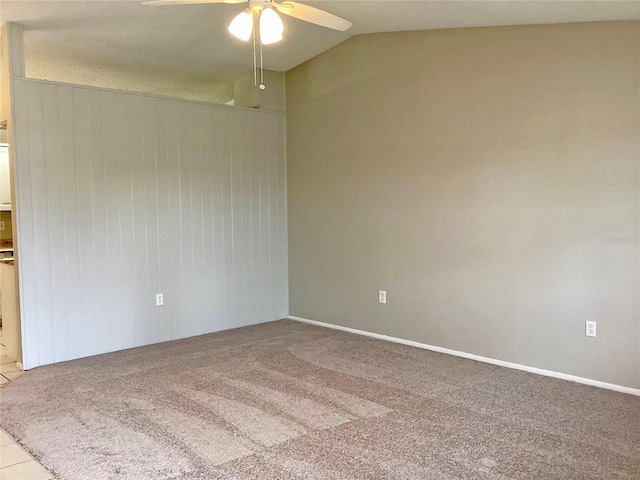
[253,10,258,87]
[259,40,265,90]
[251,8,266,90]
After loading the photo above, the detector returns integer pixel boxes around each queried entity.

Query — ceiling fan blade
[143,0,246,5]
[273,1,352,31]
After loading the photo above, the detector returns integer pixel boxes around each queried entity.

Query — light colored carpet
[0,319,638,479]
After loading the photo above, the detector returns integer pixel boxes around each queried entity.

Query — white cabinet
[0,145,10,208]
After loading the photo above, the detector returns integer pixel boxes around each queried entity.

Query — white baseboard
[288,315,640,397]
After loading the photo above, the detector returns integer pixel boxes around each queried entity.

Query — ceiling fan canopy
[143,0,353,45]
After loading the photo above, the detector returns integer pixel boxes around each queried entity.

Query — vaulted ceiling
[1,1,639,102]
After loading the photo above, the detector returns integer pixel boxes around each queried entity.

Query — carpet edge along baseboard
[288,316,640,397]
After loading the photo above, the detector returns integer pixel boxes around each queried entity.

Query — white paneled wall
[12,78,288,369]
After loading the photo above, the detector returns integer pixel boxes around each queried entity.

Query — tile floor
[0,327,22,384]
[0,328,55,480]
[0,366,21,383]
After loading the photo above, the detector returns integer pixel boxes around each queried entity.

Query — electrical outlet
[0,221,5,231]
[156,293,164,306]
[586,321,596,337]
[378,290,387,304]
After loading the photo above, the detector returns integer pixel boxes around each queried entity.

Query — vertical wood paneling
[176,101,193,338]
[142,97,161,344]
[88,89,110,354]
[268,111,279,319]
[258,112,270,320]
[250,113,262,326]
[154,99,171,343]
[115,94,136,349]
[58,85,80,361]
[12,80,288,369]
[244,111,254,326]
[219,111,234,329]
[199,105,215,333]
[27,81,54,365]
[102,91,122,351]
[188,103,204,336]
[230,109,244,326]
[241,109,253,326]
[42,84,66,362]
[12,80,38,367]
[276,114,288,317]
[268,112,288,318]
[165,100,182,340]
[128,94,148,347]
[72,88,97,359]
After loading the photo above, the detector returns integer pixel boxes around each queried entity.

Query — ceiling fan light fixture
[228,9,253,42]
[259,7,283,45]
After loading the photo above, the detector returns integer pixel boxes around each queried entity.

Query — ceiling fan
[144,0,352,90]
[143,0,353,45]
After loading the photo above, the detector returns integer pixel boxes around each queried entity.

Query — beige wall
[286,21,640,388]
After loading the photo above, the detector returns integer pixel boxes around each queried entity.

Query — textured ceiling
[1,0,639,102]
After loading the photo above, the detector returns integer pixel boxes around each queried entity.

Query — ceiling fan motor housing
[249,0,271,9]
